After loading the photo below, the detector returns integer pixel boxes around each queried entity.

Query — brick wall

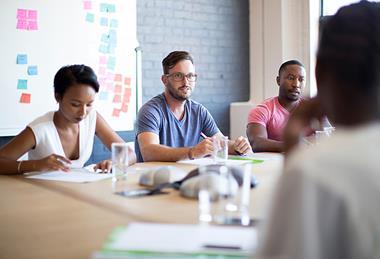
[0,0,250,164]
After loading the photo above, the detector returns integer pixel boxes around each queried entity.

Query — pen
[200,132,208,139]
[203,244,242,250]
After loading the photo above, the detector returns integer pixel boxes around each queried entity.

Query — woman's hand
[34,154,71,172]
[94,159,112,173]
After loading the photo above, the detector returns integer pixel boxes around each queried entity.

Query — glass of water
[213,135,228,164]
[111,143,129,193]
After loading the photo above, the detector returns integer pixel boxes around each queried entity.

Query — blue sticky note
[100,3,108,12]
[17,54,28,64]
[98,91,109,101]
[107,56,116,70]
[107,4,116,12]
[100,17,108,26]
[101,33,110,43]
[99,44,109,54]
[17,79,27,89]
[110,19,118,28]
[86,13,95,23]
[27,65,38,75]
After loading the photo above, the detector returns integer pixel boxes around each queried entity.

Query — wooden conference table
[0,153,283,259]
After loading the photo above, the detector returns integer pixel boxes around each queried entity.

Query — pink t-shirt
[247,97,291,141]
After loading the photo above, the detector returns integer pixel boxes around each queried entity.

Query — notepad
[96,222,257,257]
[25,166,112,183]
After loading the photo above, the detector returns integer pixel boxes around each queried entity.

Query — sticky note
[98,66,106,76]
[113,94,121,103]
[106,82,114,91]
[121,102,129,112]
[83,1,92,10]
[100,17,108,26]
[124,77,131,85]
[98,78,106,86]
[99,44,109,54]
[106,72,114,80]
[107,4,116,12]
[28,10,37,19]
[110,19,118,28]
[114,74,122,82]
[17,54,28,64]
[17,79,28,89]
[86,13,95,23]
[114,84,122,93]
[99,56,107,64]
[27,65,38,75]
[107,56,116,70]
[112,108,120,117]
[28,20,38,30]
[20,93,31,103]
[16,19,28,30]
[17,9,27,19]
[98,91,108,101]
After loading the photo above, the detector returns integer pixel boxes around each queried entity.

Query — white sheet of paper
[25,165,112,183]
[105,222,257,256]
[177,157,250,166]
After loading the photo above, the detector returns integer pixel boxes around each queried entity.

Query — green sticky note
[17,79,27,89]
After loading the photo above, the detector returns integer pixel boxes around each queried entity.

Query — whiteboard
[0,0,138,136]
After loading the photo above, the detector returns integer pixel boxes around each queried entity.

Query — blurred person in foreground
[254,1,380,259]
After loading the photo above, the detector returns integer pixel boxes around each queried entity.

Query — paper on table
[177,157,262,166]
[25,165,112,183]
[102,222,257,256]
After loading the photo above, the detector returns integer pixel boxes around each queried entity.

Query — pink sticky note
[16,19,28,30]
[114,74,122,82]
[112,108,121,117]
[114,84,122,93]
[83,1,92,10]
[28,10,37,20]
[113,94,121,103]
[20,93,31,103]
[28,20,38,30]
[106,82,114,91]
[99,56,107,65]
[17,9,27,19]
[124,77,131,85]
[121,102,129,112]
[98,66,106,76]
[106,72,114,80]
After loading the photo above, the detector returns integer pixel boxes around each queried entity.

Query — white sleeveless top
[27,109,97,168]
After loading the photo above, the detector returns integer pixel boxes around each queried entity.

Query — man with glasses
[135,51,251,162]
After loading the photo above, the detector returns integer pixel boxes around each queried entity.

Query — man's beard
[167,83,192,101]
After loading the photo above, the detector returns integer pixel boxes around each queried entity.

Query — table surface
[0,153,283,258]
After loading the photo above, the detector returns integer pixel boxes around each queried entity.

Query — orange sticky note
[124,77,131,85]
[20,93,31,103]
[113,94,121,103]
[112,108,121,117]
[114,73,122,82]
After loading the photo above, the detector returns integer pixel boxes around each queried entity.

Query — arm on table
[138,131,214,162]
[246,123,283,152]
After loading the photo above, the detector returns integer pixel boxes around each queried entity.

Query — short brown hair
[162,51,194,74]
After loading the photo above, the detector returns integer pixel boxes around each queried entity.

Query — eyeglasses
[165,72,198,82]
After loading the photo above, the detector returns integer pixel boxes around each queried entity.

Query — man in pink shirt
[247,60,305,152]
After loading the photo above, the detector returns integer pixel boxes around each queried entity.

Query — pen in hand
[200,132,208,139]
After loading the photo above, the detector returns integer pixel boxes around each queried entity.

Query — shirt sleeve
[136,103,161,136]
[247,104,271,127]
[200,106,220,137]
[254,167,349,259]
